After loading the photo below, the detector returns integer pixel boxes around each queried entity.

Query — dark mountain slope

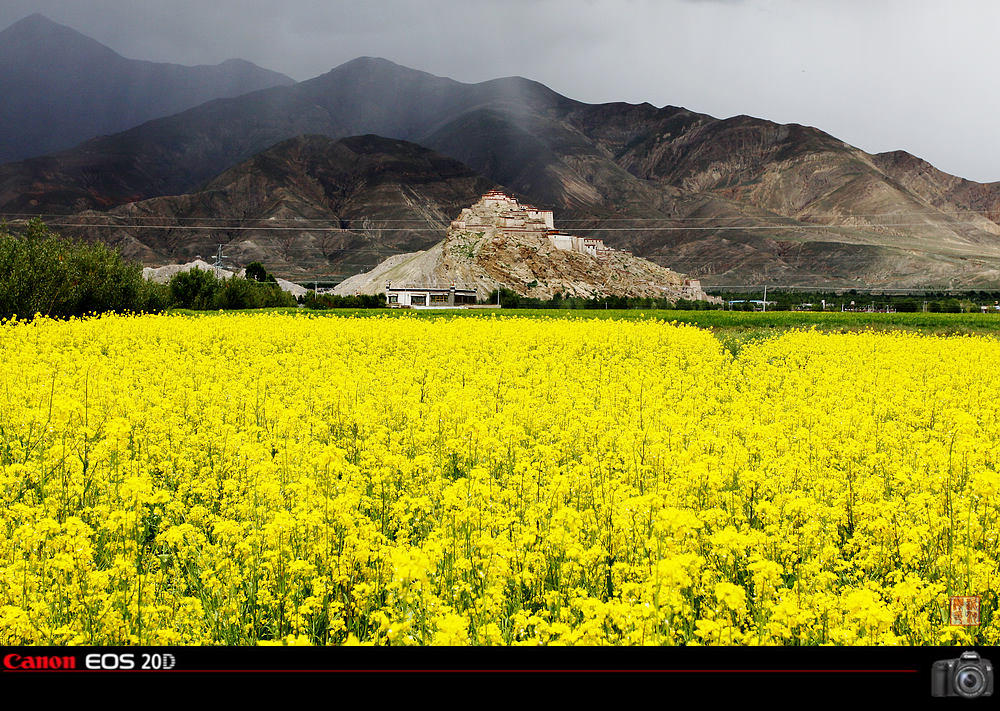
[0,13,293,163]
[60,135,496,277]
[872,150,1000,222]
[7,55,1000,286]
[0,57,581,214]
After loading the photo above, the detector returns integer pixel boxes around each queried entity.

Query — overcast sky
[2,0,998,182]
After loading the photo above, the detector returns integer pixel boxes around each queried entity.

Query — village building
[680,278,703,298]
[450,189,619,260]
[450,190,555,233]
[385,283,478,308]
[547,233,614,260]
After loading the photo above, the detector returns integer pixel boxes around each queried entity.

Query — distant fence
[704,285,984,296]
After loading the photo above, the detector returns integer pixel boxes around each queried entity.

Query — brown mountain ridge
[5,56,1000,287]
[0,14,294,164]
[59,135,496,278]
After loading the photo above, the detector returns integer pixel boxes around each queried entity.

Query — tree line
[486,288,719,310]
[0,219,295,319]
[7,218,996,318]
[709,289,999,313]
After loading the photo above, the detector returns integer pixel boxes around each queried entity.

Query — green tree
[168,267,221,310]
[244,261,277,284]
[0,219,160,319]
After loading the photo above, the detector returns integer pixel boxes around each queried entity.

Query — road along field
[0,313,997,645]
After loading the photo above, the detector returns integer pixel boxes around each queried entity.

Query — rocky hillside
[0,14,293,164]
[58,135,496,279]
[5,56,1000,287]
[142,260,307,297]
[335,192,716,302]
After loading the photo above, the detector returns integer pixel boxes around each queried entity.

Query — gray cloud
[1,0,998,182]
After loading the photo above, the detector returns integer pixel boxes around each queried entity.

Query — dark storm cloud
[1,0,998,182]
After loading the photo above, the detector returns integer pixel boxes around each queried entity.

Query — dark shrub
[0,219,160,319]
[302,291,384,309]
[244,261,278,284]
[168,267,221,310]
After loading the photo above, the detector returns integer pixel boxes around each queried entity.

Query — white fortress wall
[548,234,575,251]
[526,209,554,229]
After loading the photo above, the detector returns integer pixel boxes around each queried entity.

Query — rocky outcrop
[8,55,1000,287]
[59,135,496,280]
[142,260,308,297]
[335,192,717,302]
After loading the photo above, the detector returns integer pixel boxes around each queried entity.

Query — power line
[29,221,1000,232]
[5,208,1000,224]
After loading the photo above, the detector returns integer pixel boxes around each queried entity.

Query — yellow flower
[0,314,997,646]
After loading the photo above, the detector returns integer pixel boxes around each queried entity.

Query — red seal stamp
[950,596,981,626]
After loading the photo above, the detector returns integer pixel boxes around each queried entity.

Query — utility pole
[212,243,227,270]
[762,284,767,313]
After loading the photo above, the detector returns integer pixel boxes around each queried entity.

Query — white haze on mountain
[0,0,998,182]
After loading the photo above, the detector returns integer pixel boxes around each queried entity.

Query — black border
[2,644,997,701]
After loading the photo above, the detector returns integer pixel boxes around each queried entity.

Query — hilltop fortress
[452,190,554,232]
[334,191,717,304]
[453,190,616,260]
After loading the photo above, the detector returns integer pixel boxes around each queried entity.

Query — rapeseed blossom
[0,314,997,645]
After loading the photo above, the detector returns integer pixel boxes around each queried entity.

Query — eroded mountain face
[0,14,293,164]
[335,191,716,303]
[58,135,496,280]
[4,55,1000,287]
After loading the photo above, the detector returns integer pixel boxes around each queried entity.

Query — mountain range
[333,192,717,302]
[62,134,496,278]
[0,14,293,164]
[4,14,1000,287]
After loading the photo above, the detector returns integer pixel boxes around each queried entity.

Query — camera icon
[932,651,993,698]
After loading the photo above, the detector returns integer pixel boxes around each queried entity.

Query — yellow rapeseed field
[0,313,997,645]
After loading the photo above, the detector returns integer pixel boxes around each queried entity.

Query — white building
[449,189,616,261]
[547,233,613,260]
[385,283,478,308]
[450,190,554,233]
[524,206,554,229]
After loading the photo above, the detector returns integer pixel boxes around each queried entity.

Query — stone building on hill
[335,190,720,304]
[453,191,619,259]
[450,190,554,232]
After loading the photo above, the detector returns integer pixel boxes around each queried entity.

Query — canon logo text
[4,654,77,670]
